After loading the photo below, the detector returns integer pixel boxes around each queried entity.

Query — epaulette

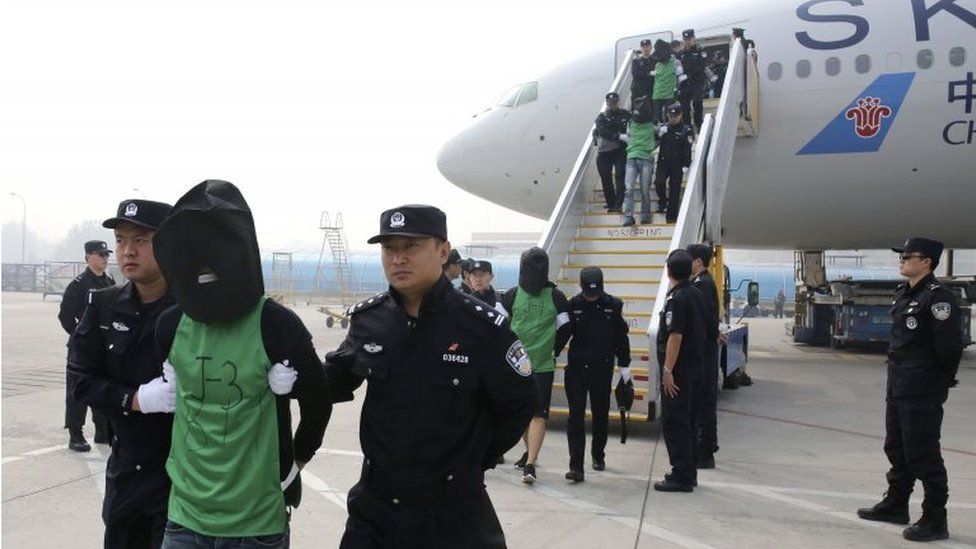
[928,283,941,290]
[460,297,508,328]
[88,285,119,305]
[347,292,388,316]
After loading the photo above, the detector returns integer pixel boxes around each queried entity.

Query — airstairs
[541,36,759,421]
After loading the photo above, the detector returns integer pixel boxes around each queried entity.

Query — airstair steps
[576,224,674,239]
[559,265,664,280]
[571,238,671,253]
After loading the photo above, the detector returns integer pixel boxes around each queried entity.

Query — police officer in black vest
[59,240,116,451]
[323,204,537,548]
[678,29,707,132]
[630,39,655,110]
[594,92,631,212]
[686,244,721,469]
[858,237,963,542]
[558,267,630,482]
[654,250,706,492]
[68,199,175,549]
[654,104,694,223]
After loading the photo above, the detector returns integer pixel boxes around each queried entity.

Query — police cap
[460,258,475,274]
[639,39,652,46]
[84,240,112,255]
[891,237,944,261]
[446,249,462,266]
[605,92,620,103]
[470,260,493,275]
[667,103,683,115]
[103,199,173,231]
[368,204,448,244]
[580,266,604,297]
[682,29,695,39]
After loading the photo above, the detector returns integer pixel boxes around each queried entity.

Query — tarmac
[2,290,975,548]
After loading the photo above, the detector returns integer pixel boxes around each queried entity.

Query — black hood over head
[518,247,550,296]
[154,180,264,324]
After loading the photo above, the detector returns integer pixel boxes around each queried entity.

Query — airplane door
[615,31,673,72]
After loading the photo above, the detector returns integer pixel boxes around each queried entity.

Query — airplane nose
[436,133,467,187]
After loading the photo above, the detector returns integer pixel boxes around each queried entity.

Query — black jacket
[323,276,537,502]
[657,122,694,167]
[656,281,706,375]
[887,273,963,398]
[678,44,707,85]
[67,282,174,524]
[691,271,720,341]
[631,55,656,98]
[593,108,631,148]
[58,268,115,335]
[559,293,630,371]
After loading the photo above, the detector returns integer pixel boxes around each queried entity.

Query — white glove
[678,73,688,84]
[682,167,689,174]
[658,125,668,137]
[162,360,177,385]
[619,133,631,143]
[268,359,298,395]
[137,375,175,413]
[619,367,631,383]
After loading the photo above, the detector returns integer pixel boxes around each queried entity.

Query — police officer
[558,267,630,482]
[654,250,706,492]
[686,244,721,469]
[59,240,116,451]
[468,260,505,315]
[593,92,631,213]
[654,104,694,223]
[858,237,963,542]
[630,39,655,110]
[444,249,463,283]
[678,29,707,132]
[323,204,537,548]
[458,258,476,294]
[68,199,175,549]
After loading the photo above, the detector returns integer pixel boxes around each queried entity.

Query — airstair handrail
[538,50,636,267]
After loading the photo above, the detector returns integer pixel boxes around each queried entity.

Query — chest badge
[905,317,918,330]
[112,321,130,332]
[363,342,383,354]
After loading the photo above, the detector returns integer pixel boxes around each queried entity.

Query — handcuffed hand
[137,374,176,414]
[269,359,298,395]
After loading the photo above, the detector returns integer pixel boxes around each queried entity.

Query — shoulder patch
[505,340,533,377]
[347,292,388,316]
[931,302,952,321]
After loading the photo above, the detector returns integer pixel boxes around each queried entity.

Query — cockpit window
[495,81,539,107]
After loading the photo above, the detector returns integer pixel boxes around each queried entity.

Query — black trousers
[565,364,613,471]
[652,99,673,124]
[65,369,111,438]
[696,342,719,456]
[341,482,498,549]
[884,393,949,512]
[679,80,705,130]
[104,508,166,549]
[654,161,684,222]
[661,366,702,483]
[596,149,627,210]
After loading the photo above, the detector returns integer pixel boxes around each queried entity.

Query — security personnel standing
[630,39,655,110]
[558,267,630,482]
[468,260,505,316]
[593,92,631,212]
[654,104,694,223]
[324,204,537,548]
[654,250,706,492]
[445,249,463,283]
[68,199,175,549]
[678,29,707,132]
[59,240,116,451]
[858,237,963,543]
[686,244,721,469]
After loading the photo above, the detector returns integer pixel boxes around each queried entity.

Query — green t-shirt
[627,121,657,160]
[510,287,557,373]
[653,57,677,100]
[166,296,284,537]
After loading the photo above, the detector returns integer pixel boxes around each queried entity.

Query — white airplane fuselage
[436,0,976,249]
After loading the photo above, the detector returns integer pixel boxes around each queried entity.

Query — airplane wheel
[326,317,335,328]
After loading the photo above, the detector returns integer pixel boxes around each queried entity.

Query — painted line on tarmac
[317,448,365,458]
[718,408,976,458]
[301,469,348,511]
[84,445,107,497]
[2,444,66,463]
[491,469,715,549]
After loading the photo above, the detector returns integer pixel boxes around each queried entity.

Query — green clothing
[627,122,657,160]
[166,296,284,537]
[653,57,677,100]
[510,287,557,373]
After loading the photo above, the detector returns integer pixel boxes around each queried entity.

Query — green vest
[166,296,284,537]
[653,57,677,100]
[510,287,557,373]
[627,121,657,160]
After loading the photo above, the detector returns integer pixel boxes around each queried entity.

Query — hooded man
[556,267,630,482]
[152,180,331,548]
[651,39,685,124]
[500,247,571,483]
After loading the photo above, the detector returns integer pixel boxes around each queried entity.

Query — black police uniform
[593,103,631,211]
[657,280,706,485]
[559,278,630,474]
[883,271,962,518]
[59,248,116,442]
[469,261,503,311]
[67,199,174,549]
[690,269,720,460]
[324,205,538,548]
[630,52,655,108]
[654,116,694,223]
[678,39,708,130]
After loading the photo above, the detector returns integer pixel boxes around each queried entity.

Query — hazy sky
[2,0,732,257]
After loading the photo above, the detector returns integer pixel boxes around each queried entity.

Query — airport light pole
[9,192,26,263]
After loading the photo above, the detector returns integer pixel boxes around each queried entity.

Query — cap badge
[124,203,138,217]
[390,212,405,229]
[363,342,383,354]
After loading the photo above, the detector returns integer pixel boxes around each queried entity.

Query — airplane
[436,0,976,251]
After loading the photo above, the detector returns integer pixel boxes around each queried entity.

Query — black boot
[857,493,909,525]
[592,458,605,471]
[903,509,949,542]
[653,473,694,493]
[68,428,91,453]
[697,453,715,469]
[565,470,585,483]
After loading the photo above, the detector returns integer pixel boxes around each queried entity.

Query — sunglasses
[899,253,927,262]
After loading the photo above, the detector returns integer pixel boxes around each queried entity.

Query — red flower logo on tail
[845,97,893,138]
